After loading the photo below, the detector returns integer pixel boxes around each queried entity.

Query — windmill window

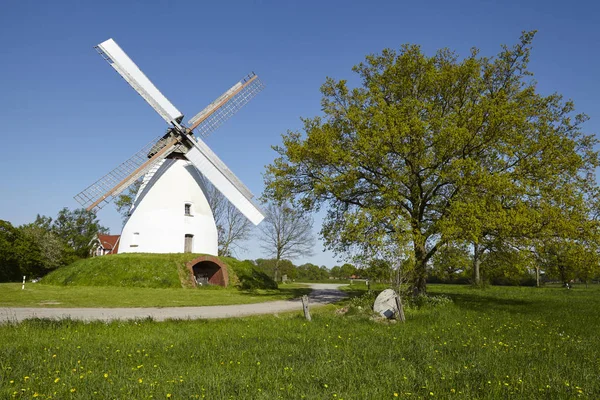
[184,203,192,216]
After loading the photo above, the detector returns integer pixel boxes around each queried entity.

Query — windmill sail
[74,134,181,212]
[95,39,183,125]
[185,136,264,225]
[187,73,264,139]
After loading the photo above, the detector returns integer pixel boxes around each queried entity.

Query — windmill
[74,38,265,255]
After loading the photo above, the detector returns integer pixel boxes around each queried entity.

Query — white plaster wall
[119,159,218,255]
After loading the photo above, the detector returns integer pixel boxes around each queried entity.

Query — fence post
[394,295,405,322]
[302,295,312,321]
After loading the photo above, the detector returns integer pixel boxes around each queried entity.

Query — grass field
[0,283,311,308]
[1,284,599,399]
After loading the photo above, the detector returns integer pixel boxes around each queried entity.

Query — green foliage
[296,263,329,281]
[114,179,142,224]
[0,220,31,282]
[19,223,78,274]
[362,258,393,282]
[339,263,357,278]
[51,208,109,258]
[264,31,600,294]
[538,240,599,285]
[255,258,297,281]
[431,242,471,283]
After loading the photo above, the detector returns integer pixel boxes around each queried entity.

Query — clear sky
[1,0,599,267]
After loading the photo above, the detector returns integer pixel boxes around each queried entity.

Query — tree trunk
[472,242,481,287]
[274,258,280,283]
[535,266,540,288]
[412,237,428,295]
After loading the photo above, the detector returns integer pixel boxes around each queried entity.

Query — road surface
[0,283,347,323]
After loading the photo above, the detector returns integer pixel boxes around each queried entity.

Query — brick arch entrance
[186,255,229,287]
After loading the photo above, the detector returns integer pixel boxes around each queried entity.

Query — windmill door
[184,234,193,253]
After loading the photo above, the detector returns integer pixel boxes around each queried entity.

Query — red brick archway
[186,255,229,287]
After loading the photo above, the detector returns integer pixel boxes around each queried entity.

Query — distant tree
[51,208,109,258]
[264,31,600,294]
[431,242,471,282]
[537,239,599,286]
[0,220,43,281]
[114,179,142,224]
[362,259,393,283]
[339,263,357,279]
[205,182,253,257]
[297,263,328,281]
[330,266,342,279]
[255,258,297,281]
[19,223,76,276]
[259,202,316,281]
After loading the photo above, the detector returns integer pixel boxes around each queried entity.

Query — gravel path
[0,283,347,323]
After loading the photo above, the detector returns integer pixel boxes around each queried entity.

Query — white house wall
[119,159,218,255]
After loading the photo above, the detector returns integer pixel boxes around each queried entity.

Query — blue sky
[1,0,599,267]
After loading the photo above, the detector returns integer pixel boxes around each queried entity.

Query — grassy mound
[42,254,277,290]
[42,254,197,288]
[220,257,278,290]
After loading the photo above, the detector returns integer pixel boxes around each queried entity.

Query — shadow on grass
[433,291,535,315]
[238,287,312,299]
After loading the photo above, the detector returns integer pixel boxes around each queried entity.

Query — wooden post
[301,295,311,321]
[394,295,405,322]
[22,276,26,290]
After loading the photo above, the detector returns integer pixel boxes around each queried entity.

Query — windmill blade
[95,38,183,125]
[74,134,182,212]
[185,135,264,225]
[187,73,264,139]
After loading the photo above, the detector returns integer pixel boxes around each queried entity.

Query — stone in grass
[373,289,400,319]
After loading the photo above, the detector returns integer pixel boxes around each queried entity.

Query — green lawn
[0,284,599,399]
[0,283,311,308]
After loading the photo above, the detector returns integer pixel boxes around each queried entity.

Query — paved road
[0,284,347,323]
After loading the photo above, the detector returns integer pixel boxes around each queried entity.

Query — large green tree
[264,32,599,293]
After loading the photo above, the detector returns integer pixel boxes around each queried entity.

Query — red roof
[97,234,120,254]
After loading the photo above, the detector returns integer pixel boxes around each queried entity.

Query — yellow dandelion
[54,378,60,383]
[70,388,76,393]
[104,373,109,378]
[394,393,399,397]
[138,378,143,383]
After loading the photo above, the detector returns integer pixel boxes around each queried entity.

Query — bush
[219,257,278,290]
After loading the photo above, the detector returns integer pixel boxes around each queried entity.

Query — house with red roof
[90,234,120,256]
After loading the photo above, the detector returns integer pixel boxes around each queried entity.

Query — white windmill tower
[74,38,265,256]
